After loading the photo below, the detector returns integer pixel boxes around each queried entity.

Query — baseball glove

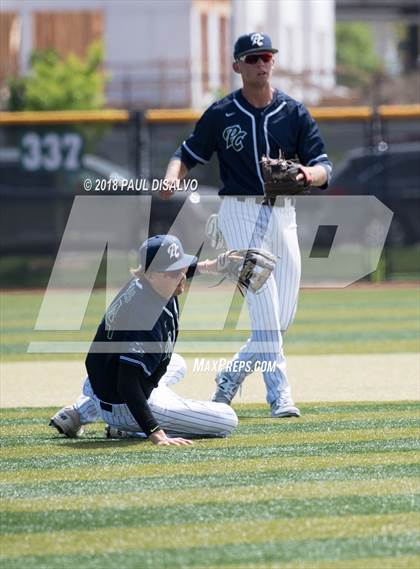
[260,150,312,198]
[215,248,276,295]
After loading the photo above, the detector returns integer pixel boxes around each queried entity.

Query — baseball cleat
[271,398,301,418]
[211,372,242,405]
[49,406,84,437]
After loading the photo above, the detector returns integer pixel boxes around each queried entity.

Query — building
[1,0,335,108]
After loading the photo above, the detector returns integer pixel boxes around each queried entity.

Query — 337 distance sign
[20,131,84,171]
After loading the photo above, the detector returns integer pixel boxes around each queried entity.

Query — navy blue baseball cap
[234,32,278,60]
[139,235,197,272]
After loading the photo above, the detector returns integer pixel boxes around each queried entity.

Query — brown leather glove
[261,150,313,198]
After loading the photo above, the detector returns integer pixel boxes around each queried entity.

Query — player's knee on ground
[167,353,187,380]
[216,403,238,436]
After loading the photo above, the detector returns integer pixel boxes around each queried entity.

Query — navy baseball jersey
[86,277,179,404]
[175,88,332,195]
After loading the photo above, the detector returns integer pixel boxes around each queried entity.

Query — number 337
[21,132,83,171]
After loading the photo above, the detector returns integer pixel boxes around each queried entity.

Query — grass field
[1,402,419,568]
[1,285,419,360]
[2,285,419,566]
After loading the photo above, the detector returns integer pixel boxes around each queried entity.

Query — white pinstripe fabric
[74,380,100,424]
[73,355,237,437]
[217,197,300,405]
[160,352,187,386]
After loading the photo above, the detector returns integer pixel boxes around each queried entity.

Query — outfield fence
[0,105,419,286]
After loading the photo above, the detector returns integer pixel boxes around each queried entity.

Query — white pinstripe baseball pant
[217,197,301,405]
[74,354,238,437]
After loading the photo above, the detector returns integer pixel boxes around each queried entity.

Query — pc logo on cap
[234,33,278,59]
[139,235,197,272]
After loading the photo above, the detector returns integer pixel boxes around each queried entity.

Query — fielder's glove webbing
[215,248,276,296]
[260,150,312,198]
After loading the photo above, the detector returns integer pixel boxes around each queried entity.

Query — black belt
[235,196,294,207]
[100,401,113,412]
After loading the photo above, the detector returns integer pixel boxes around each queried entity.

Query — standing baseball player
[49,235,239,445]
[161,33,332,418]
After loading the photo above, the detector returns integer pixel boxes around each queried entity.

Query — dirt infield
[1,353,418,407]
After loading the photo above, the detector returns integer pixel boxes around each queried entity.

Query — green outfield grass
[1,286,419,361]
[0,402,419,568]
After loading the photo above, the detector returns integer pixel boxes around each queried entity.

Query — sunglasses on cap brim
[238,52,274,64]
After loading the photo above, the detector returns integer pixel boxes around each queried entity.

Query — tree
[7,41,107,111]
[336,23,382,88]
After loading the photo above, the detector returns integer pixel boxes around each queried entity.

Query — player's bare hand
[149,429,193,446]
[159,179,179,200]
[159,436,194,446]
[296,165,313,185]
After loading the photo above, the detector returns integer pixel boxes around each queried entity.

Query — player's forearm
[160,159,189,200]
[198,252,244,275]
[117,364,159,436]
[165,158,189,180]
[197,259,218,274]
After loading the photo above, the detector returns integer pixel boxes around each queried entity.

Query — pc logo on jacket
[223,125,247,152]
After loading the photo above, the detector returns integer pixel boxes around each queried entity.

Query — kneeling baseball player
[50,235,275,446]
